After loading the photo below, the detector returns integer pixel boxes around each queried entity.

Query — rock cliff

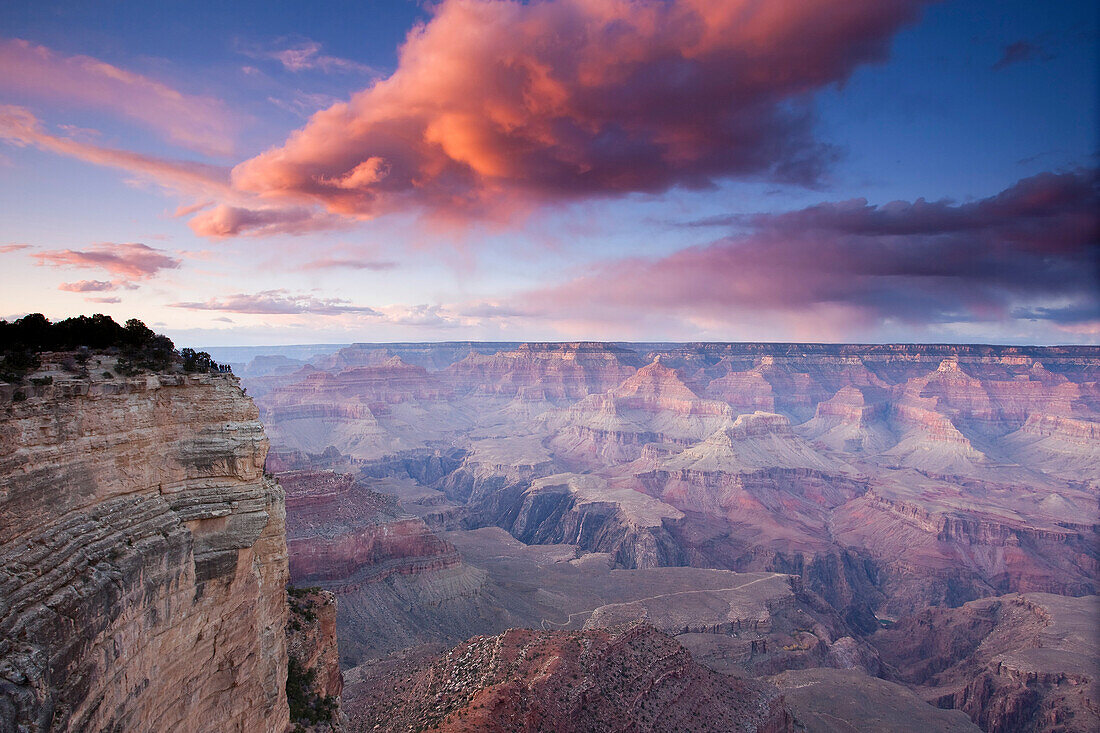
[0,367,289,732]
[287,588,344,731]
[873,593,1100,733]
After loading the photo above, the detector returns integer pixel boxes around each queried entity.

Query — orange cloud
[0,38,237,156]
[230,0,925,222]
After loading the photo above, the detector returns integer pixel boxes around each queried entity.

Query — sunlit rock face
[444,342,643,400]
[0,369,289,732]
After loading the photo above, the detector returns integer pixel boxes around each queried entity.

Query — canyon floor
[224,341,1100,732]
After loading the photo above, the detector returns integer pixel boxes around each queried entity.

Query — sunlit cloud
[226,0,926,225]
[186,203,344,237]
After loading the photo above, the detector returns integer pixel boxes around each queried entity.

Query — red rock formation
[342,625,792,732]
[543,360,735,464]
[281,470,460,586]
[706,368,777,413]
[265,357,451,410]
[799,385,895,453]
[832,477,1099,615]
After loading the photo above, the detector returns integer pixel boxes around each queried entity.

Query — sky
[0,0,1097,347]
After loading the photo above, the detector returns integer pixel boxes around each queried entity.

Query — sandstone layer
[0,367,289,732]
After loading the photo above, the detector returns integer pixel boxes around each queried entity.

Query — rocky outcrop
[831,476,1099,616]
[342,624,793,732]
[278,468,495,666]
[873,593,1100,733]
[1003,413,1100,478]
[281,469,461,586]
[0,369,289,732]
[799,385,895,453]
[472,472,686,569]
[542,360,736,464]
[770,668,980,732]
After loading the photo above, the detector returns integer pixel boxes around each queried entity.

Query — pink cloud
[58,280,118,292]
[300,256,397,271]
[229,0,926,223]
[0,243,31,254]
[186,203,342,237]
[0,105,231,196]
[34,242,181,280]
[0,38,237,156]
[88,296,122,304]
[517,169,1100,329]
[170,289,381,315]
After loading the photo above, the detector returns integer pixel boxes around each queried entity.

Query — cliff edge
[0,366,290,731]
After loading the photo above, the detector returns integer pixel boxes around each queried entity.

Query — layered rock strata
[278,468,494,666]
[0,369,289,732]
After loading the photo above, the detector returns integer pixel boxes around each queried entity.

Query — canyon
[2,340,1096,731]
[235,340,1098,732]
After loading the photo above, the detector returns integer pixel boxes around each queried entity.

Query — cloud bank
[515,169,1100,333]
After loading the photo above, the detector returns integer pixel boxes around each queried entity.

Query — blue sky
[0,0,1096,346]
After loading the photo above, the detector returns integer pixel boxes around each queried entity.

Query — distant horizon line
[195,340,1100,350]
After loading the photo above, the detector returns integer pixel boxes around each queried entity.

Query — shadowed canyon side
[239,341,1100,732]
[0,365,290,731]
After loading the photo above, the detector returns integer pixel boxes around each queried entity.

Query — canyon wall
[0,370,289,732]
